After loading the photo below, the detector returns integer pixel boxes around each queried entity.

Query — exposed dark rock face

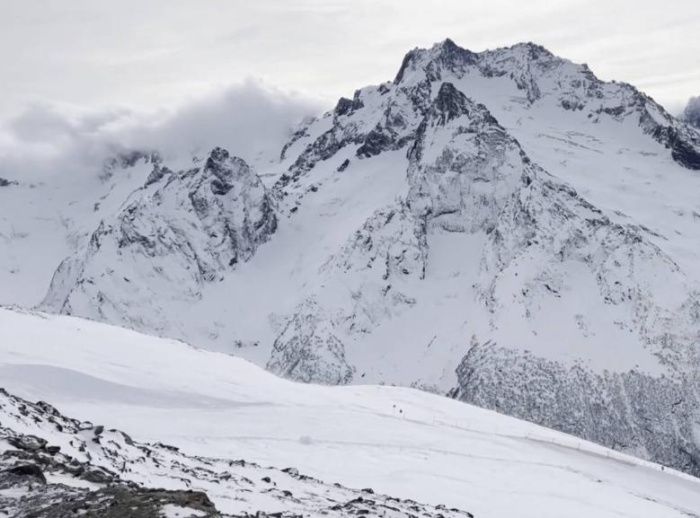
[356,127,395,158]
[5,463,47,483]
[334,92,364,117]
[666,128,700,169]
[640,104,700,170]
[336,158,350,172]
[2,482,220,518]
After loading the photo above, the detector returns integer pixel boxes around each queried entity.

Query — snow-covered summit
[390,38,700,169]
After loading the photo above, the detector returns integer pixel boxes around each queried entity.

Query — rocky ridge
[0,387,474,517]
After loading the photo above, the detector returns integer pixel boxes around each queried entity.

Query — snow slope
[0,388,472,517]
[1,307,699,517]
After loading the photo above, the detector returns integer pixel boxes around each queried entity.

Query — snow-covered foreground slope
[1,307,699,518]
[0,389,472,517]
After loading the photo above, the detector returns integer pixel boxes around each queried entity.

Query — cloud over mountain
[0,80,321,180]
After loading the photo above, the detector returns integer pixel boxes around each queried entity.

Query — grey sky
[1,0,698,120]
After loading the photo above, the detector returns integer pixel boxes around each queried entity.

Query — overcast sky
[0,0,698,178]
[2,0,698,116]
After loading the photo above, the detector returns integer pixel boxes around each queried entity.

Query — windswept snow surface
[0,307,699,518]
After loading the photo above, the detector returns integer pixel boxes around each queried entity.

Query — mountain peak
[501,41,553,59]
[206,145,230,164]
[395,39,558,85]
[431,37,463,54]
[203,146,251,195]
[395,38,477,83]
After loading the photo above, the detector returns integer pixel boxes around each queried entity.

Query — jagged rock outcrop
[0,388,474,518]
[41,147,277,333]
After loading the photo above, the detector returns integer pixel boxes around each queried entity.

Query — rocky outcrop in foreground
[0,388,474,518]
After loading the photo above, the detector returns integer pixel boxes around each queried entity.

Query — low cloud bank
[0,80,322,181]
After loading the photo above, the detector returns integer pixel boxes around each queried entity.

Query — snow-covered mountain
[42,147,277,330]
[3,39,700,477]
[2,307,700,517]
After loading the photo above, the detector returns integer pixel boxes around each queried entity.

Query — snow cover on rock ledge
[1,307,700,518]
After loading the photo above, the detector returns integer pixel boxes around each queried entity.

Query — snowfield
[1,306,699,517]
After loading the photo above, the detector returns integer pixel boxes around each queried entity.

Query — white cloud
[0,80,322,180]
[123,80,322,163]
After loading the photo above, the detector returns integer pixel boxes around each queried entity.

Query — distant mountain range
[2,39,700,477]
